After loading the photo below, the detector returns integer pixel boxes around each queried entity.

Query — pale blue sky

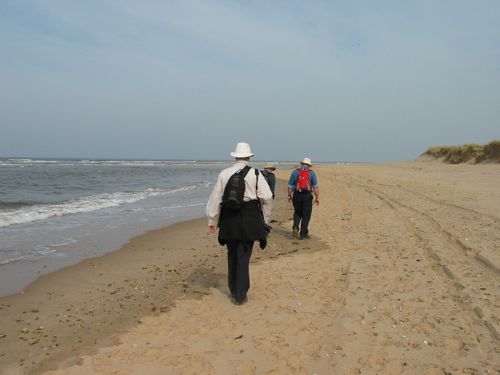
[1,1,499,162]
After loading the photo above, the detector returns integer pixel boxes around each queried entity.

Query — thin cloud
[1,1,499,161]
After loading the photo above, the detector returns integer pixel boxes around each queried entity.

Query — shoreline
[0,176,323,374]
[0,159,228,297]
[0,209,208,299]
[0,161,295,298]
[0,217,213,373]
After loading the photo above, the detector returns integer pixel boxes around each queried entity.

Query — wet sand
[1,161,499,374]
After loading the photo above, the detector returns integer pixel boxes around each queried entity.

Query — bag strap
[255,168,260,195]
[240,165,251,177]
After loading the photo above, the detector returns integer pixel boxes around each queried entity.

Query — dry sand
[1,161,499,374]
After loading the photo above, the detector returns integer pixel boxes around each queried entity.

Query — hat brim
[301,162,312,166]
[231,152,254,158]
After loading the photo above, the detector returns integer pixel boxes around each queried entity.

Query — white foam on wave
[2,159,59,166]
[76,160,201,167]
[0,184,204,228]
[50,237,78,247]
[7,158,32,163]
[0,246,58,265]
[0,253,31,265]
[2,159,205,168]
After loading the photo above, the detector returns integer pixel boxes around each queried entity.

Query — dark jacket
[261,170,276,199]
[218,200,267,248]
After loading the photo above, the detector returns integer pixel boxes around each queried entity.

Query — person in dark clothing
[206,142,273,305]
[261,165,276,199]
[287,157,319,239]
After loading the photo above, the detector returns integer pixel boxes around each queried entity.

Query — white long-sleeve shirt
[206,160,273,227]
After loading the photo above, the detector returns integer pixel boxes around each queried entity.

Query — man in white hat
[206,142,273,305]
[287,157,319,239]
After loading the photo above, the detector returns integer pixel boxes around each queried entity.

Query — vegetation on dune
[481,140,500,162]
[421,140,500,164]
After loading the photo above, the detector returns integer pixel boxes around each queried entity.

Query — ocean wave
[126,201,206,211]
[7,158,32,163]
[0,184,204,228]
[2,159,58,166]
[1,159,207,168]
[0,254,32,265]
[49,237,78,247]
[0,200,39,209]
[0,246,57,265]
[76,160,200,167]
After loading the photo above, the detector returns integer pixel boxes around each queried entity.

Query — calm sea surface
[0,158,226,296]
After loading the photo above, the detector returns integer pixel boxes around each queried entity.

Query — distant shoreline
[0,157,362,165]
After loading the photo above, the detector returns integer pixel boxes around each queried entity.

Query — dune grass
[421,140,500,164]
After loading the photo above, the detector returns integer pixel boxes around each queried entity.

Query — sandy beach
[1,161,499,374]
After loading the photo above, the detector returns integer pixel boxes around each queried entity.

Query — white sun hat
[301,157,312,166]
[230,142,254,158]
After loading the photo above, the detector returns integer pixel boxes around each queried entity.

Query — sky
[1,1,499,162]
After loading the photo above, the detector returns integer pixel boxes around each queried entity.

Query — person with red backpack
[287,157,319,239]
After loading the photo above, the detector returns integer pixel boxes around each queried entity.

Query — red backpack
[296,168,311,191]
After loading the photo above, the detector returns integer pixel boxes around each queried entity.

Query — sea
[0,157,229,297]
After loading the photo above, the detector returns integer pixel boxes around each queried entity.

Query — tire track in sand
[358,182,499,344]
[321,169,499,374]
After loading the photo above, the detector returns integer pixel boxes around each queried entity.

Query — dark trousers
[226,240,254,302]
[293,192,313,237]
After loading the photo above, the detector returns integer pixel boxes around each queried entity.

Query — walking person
[261,165,276,199]
[287,157,319,239]
[206,142,273,305]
